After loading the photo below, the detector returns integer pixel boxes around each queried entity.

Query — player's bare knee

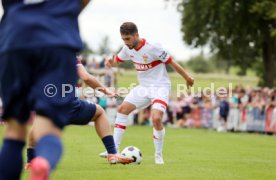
[152,120,163,130]
[152,116,162,123]
[4,120,27,141]
[93,104,105,121]
[117,104,129,115]
[32,115,62,141]
[117,105,124,113]
[28,131,36,148]
[151,111,163,128]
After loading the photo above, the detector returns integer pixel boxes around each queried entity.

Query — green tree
[208,54,231,74]
[178,0,276,87]
[186,55,213,73]
[79,41,93,59]
[98,36,112,55]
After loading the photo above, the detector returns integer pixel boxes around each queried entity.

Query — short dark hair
[120,22,138,35]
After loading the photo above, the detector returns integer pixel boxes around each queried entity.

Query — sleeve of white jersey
[152,43,172,64]
[116,46,130,63]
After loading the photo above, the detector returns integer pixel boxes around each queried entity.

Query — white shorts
[124,85,171,112]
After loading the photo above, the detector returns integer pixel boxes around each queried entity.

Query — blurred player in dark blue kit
[25,58,133,170]
[0,0,92,179]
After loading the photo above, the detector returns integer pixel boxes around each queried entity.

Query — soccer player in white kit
[101,22,194,164]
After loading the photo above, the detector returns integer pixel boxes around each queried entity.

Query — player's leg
[25,98,88,170]
[68,100,118,159]
[100,86,151,158]
[0,51,32,179]
[29,47,78,179]
[68,100,118,153]
[24,113,52,170]
[150,87,170,164]
[151,108,166,165]
[112,101,136,151]
[92,104,116,154]
[0,119,28,179]
[91,104,133,164]
[91,104,113,139]
[30,116,63,179]
[25,125,36,169]
[113,85,152,151]
[66,99,132,164]
[99,101,136,158]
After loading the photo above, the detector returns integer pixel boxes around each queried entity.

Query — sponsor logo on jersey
[134,63,153,71]
[133,60,162,71]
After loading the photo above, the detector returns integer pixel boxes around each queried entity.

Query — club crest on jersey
[143,54,149,63]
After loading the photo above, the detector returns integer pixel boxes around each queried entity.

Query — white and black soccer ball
[121,146,142,164]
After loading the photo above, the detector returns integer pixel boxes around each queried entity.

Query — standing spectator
[164,101,174,126]
[238,89,249,123]
[132,109,139,125]
[182,92,193,127]
[272,89,276,126]
[217,94,230,132]
[201,95,213,128]
[173,95,185,128]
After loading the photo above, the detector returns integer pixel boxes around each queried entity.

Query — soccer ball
[121,146,142,164]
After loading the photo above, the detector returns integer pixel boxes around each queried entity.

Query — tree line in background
[177,0,276,87]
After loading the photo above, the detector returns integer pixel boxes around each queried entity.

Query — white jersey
[116,39,172,87]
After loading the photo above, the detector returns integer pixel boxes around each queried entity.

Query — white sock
[153,128,165,155]
[113,113,128,151]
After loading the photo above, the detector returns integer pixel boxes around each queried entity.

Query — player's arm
[105,55,122,68]
[80,0,91,11]
[77,64,117,97]
[169,60,194,89]
[106,47,129,68]
[153,43,194,88]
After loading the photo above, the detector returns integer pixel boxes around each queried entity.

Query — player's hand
[105,88,119,98]
[186,76,194,89]
[105,55,115,68]
[108,92,119,98]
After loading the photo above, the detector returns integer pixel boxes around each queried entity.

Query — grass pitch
[1,125,275,179]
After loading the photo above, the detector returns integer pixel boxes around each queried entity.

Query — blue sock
[27,148,35,163]
[102,135,117,154]
[36,135,63,171]
[0,139,25,180]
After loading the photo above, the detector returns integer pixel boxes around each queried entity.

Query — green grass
[1,126,275,179]
[116,71,258,94]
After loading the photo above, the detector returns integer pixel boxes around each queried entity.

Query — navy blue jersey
[0,0,83,53]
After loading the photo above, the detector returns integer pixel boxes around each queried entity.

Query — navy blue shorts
[68,99,97,125]
[0,47,78,129]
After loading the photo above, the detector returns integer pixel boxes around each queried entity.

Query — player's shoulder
[145,40,164,51]
[145,41,165,56]
[120,45,131,53]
